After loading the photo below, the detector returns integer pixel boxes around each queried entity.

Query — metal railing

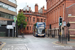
[46,28,59,38]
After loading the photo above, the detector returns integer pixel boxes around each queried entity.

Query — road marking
[52,41,75,47]
[25,44,30,50]
[2,44,28,50]
[52,41,69,46]
[0,42,6,50]
[52,41,64,46]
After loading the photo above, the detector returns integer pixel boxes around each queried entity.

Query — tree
[34,23,36,26]
[34,23,36,29]
[17,12,27,33]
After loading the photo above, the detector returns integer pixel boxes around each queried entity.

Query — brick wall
[46,0,75,35]
[65,4,75,35]
[19,5,46,34]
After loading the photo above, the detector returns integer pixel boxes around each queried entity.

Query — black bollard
[68,33,70,41]
[58,35,61,42]
[48,34,49,37]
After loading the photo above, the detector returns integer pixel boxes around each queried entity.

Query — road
[0,35,75,50]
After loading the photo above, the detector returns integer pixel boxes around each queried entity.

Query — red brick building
[19,4,46,34]
[46,0,75,35]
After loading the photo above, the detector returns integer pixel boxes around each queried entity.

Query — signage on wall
[12,22,15,27]
[63,21,66,26]
[68,14,72,16]
[6,25,13,29]
[0,20,7,25]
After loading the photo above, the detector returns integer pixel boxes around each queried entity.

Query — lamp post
[67,22,70,41]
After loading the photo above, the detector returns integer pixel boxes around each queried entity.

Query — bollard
[54,29,55,38]
[58,35,61,42]
[68,33,70,41]
[48,34,49,37]
[61,34,67,44]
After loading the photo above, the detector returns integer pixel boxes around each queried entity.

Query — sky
[16,0,46,13]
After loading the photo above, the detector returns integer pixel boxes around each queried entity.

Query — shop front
[0,17,18,37]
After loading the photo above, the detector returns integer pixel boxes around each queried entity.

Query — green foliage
[17,12,27,28]
[34,23,36,26]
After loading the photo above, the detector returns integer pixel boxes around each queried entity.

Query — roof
[0,17,13,21]
[38,8,43,13]
[67,3,75,8]
[23,5,32,11]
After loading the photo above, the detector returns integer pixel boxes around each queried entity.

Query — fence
[46,28,59,38]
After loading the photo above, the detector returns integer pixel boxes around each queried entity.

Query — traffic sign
[14,17,16,22]
[63,21,66,26]
[67,22,70,27]
[12,22,15,27]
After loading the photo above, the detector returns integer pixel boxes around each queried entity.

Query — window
[41,19,43,22]
[27,11,29,13]
[0,12,15,19]
[27,17,29,22]
[23,11,25,13]
[27,26,28,30]
[37,18,39,22]
[33,17,35,22]
[0,2,17,12]
[8,0,17,4]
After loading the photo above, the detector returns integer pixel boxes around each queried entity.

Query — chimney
[42,6,44,13]
[29,7,31,13]
[29,7,31,11]
[35,4,38,13]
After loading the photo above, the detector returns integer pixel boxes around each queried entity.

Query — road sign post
[14,17,17,37]
[59,16,62,26]
[58,16,62,42]
[67,22,70,41]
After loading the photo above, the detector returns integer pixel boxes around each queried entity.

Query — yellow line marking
[0,42,6,50]
[52,41,65,46]
[52,41,75,47]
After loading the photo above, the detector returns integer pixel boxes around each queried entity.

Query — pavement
[0,35,75,50]
[51,36,75,47]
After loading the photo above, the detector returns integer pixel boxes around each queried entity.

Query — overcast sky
[16,0,46,13]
